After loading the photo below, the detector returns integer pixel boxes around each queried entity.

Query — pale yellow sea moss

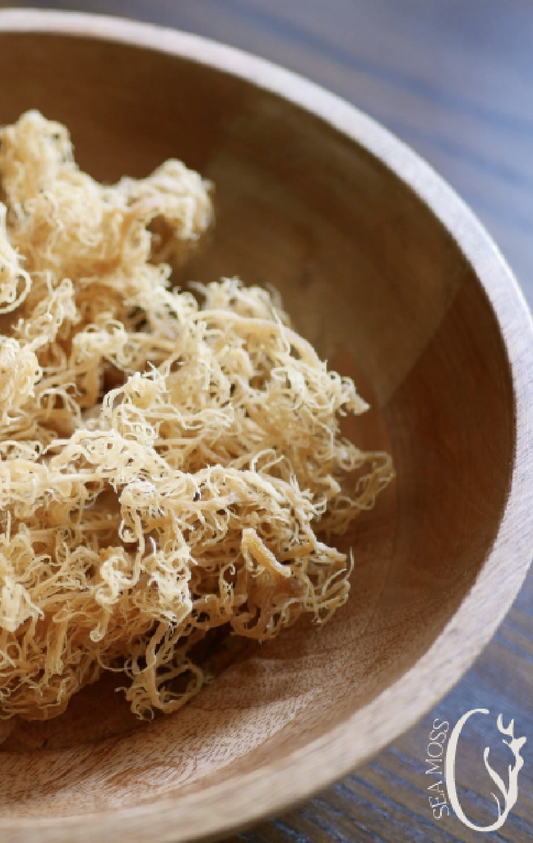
[0,110,393,722]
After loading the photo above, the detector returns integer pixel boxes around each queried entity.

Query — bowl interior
[0,25,515,833]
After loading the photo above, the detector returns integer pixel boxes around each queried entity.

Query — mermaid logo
[445,709,527,832]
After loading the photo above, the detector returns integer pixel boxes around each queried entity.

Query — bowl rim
[1,8,533,842]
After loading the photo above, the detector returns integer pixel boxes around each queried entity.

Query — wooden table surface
[2,2,533,841]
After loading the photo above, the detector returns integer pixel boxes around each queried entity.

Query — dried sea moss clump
[0,111,393,721]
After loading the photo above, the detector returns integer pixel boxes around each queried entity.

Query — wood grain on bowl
[0,10,532,843]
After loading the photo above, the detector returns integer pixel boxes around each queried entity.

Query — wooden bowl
[1,10,533,843]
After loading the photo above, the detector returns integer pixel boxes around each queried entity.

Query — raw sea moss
[0,111,393,723]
